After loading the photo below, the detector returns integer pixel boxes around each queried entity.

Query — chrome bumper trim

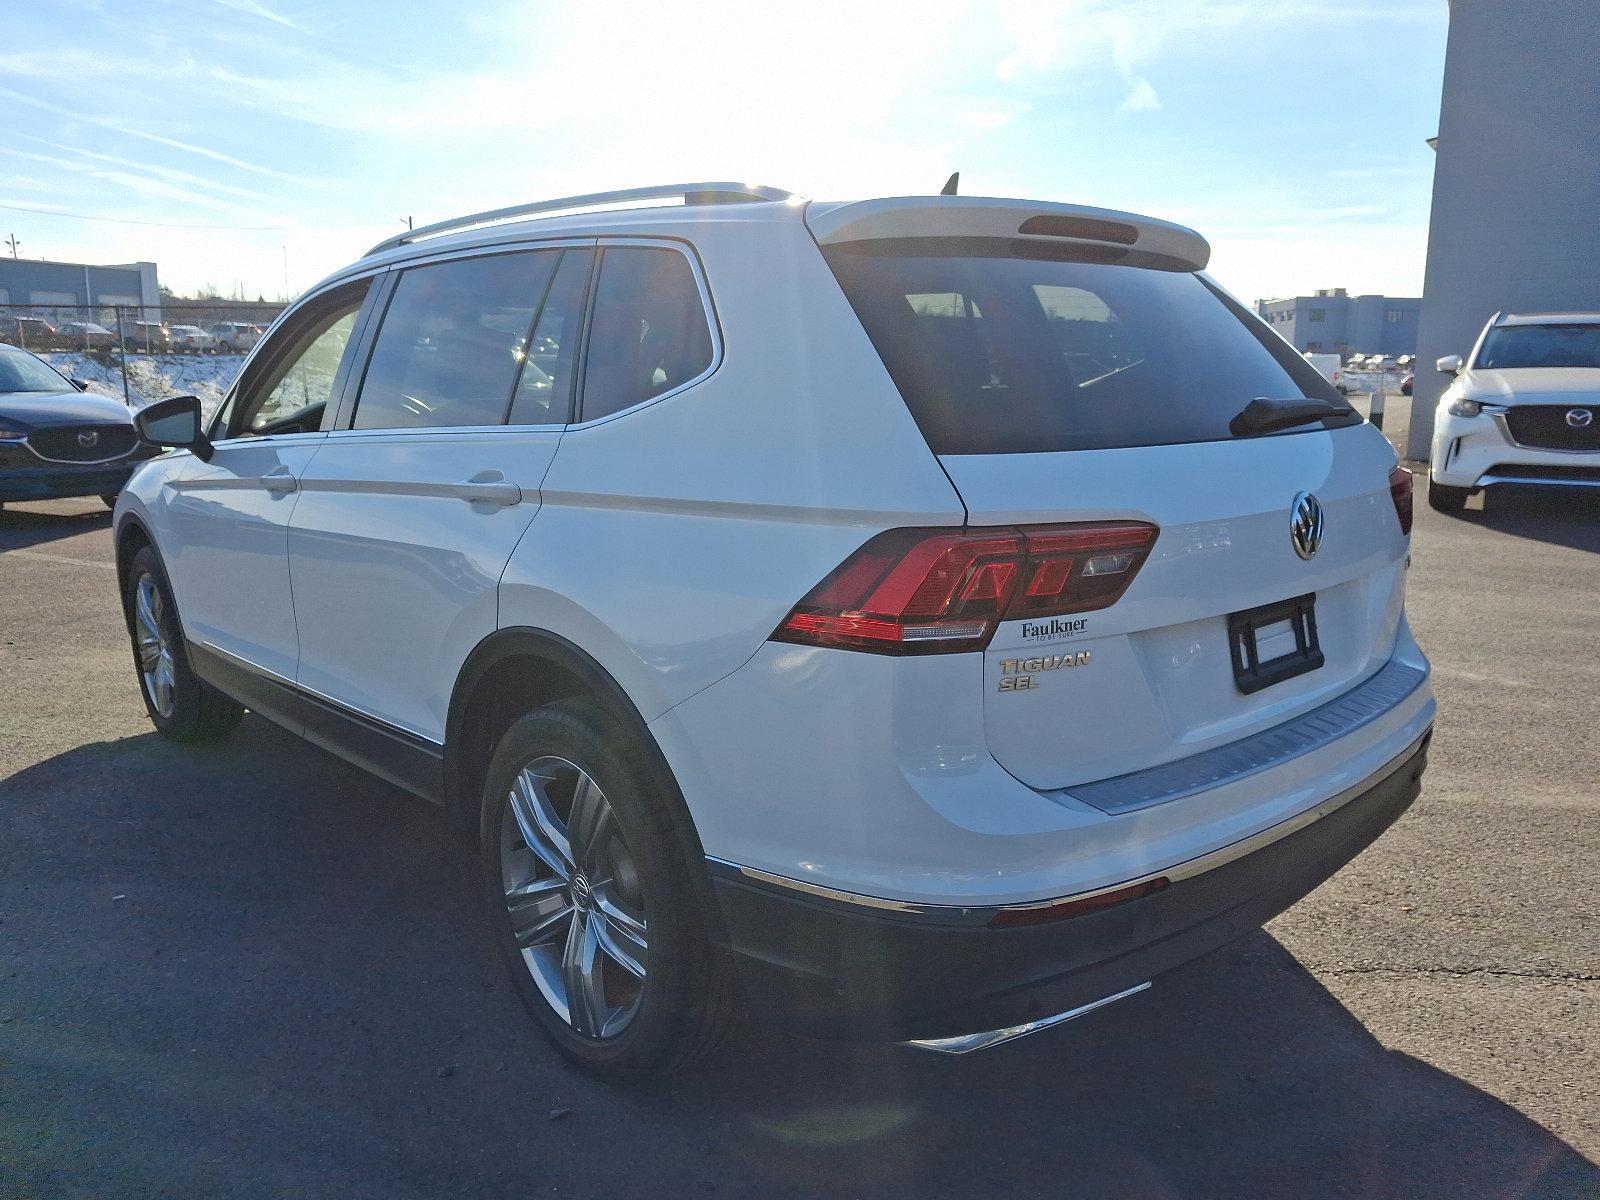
[1478,473,1600,488]
[709,728,1431,923]
[24,443,142,467]
[903,982,1151,1054]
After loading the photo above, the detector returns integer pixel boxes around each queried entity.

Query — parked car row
[1346,353,1414,373]
[0,315,267,353]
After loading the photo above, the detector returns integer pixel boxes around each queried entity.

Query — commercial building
[1408,0,1600,458]
[0,258,161,317]
[1255,289,1420,360]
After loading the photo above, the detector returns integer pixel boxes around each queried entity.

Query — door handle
[261,468,298,494]
[456,471,522,506]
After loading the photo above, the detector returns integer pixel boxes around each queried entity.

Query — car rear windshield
[1477,324,1600,370]
[822,239,1350,454]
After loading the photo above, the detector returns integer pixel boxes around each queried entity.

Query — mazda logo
[1567,408,1594,429]
[77,430,99,448]
[1290,492,1324,561]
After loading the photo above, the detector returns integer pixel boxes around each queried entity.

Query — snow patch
[41,352,243,421]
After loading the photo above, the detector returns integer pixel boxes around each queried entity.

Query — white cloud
[0,0,1446,298]
[204,0,303,30]
[0,85,321,185]
[11,134,279,206]
[1117,78,1161,114]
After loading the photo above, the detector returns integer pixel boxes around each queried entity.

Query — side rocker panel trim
[187,640,445,804]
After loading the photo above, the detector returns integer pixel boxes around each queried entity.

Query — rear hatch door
[941,430,1407,790]
[816,212,1409,791]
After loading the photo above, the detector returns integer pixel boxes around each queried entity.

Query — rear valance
[805,197,1210,272]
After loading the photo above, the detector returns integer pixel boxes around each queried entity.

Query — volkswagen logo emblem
[77,430,99,449]
[1567,408,1594,429]
[1290,492,1324,561]
[569,873,592,910]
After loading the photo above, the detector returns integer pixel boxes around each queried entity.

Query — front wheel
[124,545,244,742]
[479,698,733,1080]
[1426,477,1471,513]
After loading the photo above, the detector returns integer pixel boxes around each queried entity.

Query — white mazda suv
[112,183,1434,1078]
[1428,311,1600,511]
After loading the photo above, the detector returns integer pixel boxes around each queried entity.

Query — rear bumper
[709,730,1430,1042]
[0,463,138,501]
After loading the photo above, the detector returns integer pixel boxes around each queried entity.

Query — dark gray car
[0,344,157,508]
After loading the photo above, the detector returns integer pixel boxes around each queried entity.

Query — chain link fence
[1,301,285,418]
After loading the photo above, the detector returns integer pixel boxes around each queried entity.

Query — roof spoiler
[806,196,1210,271]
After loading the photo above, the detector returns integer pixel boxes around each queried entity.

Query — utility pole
[3,234,18,258]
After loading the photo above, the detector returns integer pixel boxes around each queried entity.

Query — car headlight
[1446,396,1483,418]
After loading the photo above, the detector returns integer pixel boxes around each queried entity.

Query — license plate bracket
[1227,592,1323,695]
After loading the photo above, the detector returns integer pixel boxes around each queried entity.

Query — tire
[102,494,120,509]
[1426,477,1471,513]
[479,698,733,1080]
[124,545,245,742]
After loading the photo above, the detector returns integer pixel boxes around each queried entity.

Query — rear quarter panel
[498,220,966,720]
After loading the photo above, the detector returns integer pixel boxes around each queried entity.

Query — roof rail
[366,182,797,256]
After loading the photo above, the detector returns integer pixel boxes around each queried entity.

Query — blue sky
[0,0,1447,305]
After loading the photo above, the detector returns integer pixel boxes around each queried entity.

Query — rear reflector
[986,876,1170,928]
[771,522,1158,655]
[1389,466,1413,535]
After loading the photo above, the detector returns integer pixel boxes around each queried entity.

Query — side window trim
[332,269,400,432]
[571,236,722,428]
[334,238,597,434]
[503,246,597,428]
[325,270,395,432]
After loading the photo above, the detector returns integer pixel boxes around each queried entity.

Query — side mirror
[135,394,213,462]
[1435,354,1463,375]
[70,377,90,392]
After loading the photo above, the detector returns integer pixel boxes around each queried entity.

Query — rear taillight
[771,522,1158,655]
[1389,466,1413,535]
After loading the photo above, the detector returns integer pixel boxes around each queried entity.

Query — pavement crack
[1314,964,1600,983]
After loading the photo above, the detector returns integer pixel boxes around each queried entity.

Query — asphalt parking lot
[2,417,1597,1198]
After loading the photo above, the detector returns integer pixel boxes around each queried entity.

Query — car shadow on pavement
[1447,487,1600,553]
[2,720,1595,1200]
[0,499,112,552]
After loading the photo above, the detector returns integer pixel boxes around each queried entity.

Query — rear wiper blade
[1228,396,1353,438]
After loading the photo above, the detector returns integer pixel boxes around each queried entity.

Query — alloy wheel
[499,756,650,1039]
[134,574,176,718]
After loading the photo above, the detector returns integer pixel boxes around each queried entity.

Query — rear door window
[823,241,1349,454]
[579,246,714,422]
[352,250,559,430]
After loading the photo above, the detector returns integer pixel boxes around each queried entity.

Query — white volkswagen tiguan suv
[1428,311,1600,511]
[113,183,1434,1078]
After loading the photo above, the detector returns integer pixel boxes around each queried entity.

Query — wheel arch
[443,629,715,903]
[113,513,156,627]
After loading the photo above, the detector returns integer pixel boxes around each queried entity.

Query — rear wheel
[125,545,244,742]
[1426,477,1471,513]
[102,494,119,509]
[479,698,732,1080]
